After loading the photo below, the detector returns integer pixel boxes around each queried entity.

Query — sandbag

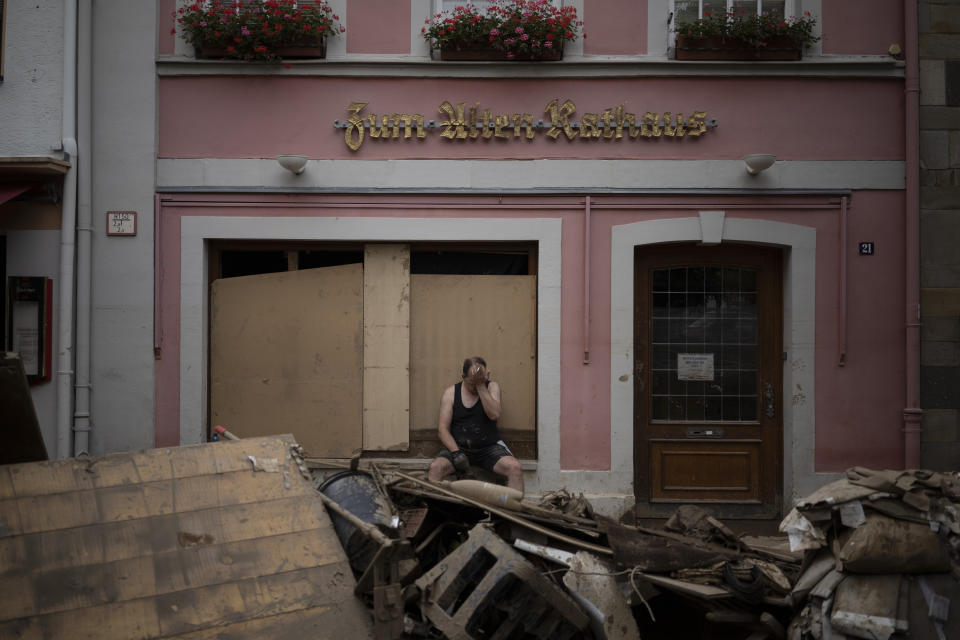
[837,513,950,574]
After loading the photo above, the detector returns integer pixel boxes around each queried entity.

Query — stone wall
[919,1,960,469]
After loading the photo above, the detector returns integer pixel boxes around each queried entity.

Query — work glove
[451,450,470,475]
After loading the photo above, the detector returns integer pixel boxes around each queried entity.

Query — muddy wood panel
[363,244,410,451]
[0,437,371,639]
[159,604,369,639]
[210,265,363,458]
[0,463,320,537]
[0,436,311,499]
[0,496,332,574]
[0,564,368,640]
[0,528,344,620]
[409,274,537,435]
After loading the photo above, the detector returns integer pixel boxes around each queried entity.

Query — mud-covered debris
[664,504,741,550]
[414,524,592,639]
[562,551,642,640]
[782,467,960,640]
[539,488,596,520]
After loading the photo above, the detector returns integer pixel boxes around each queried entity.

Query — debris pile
[3,430,957,640]
[311,462,960,639]
[312,463,804,639]
[780,467,959,640]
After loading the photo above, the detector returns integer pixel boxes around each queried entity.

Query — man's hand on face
[468,364,488,387]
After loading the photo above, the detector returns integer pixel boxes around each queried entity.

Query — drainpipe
[903,0,922,468]
[583,195,591,364]
[73,0,93,457]
[56,0,78,459]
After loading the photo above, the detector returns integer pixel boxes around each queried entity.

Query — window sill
[157,54,904,79]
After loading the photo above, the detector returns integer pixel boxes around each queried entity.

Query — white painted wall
[5,230,60,453]
[0,1,65,456]
[87,1,157,453]
[0,0,64,156]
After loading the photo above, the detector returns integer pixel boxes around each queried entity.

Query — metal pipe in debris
[316,491,394,548]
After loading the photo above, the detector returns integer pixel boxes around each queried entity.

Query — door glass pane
[650,265,760,422]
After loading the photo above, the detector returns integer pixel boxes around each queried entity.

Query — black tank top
[450,382,500,449]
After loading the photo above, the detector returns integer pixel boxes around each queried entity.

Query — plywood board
[0,353,48,464]
[410,274,536,436]
[363,244,410,451]
[210,265,363,458]
[0,436,373,639]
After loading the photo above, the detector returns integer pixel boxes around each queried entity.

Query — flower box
[438,43,563,61]
[675,34,802,60]
[196,40,326,61]
[177,0,342,63]
[423,1,580,63]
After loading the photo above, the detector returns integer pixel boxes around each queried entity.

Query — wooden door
[634,244,783,519]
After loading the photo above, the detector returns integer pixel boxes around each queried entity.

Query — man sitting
[427,356,524,493]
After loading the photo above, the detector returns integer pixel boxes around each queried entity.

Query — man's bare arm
[475,377,501,421]
[437,385,460,452]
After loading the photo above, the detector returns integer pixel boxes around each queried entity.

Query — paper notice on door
[677,353,714,381]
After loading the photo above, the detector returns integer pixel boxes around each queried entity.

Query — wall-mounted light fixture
[276,154,308,175]
[744,153,776,176]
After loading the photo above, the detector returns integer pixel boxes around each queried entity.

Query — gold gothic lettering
[340,100,713,151]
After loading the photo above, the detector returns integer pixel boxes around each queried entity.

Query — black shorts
[438,441,514,472]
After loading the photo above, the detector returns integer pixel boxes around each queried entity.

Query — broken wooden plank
[0,496,332,575]
[606,521,726,572]
[633,572,733,600]
[0,436,373,639]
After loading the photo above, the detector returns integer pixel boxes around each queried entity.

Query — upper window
[673,0,791,25]
[438,0,493,10]
[434,0,560,12]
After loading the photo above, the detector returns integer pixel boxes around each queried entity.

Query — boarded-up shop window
[208,242,536,460]
[408,245,537,460]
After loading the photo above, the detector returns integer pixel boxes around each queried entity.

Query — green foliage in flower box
[422,0,582,61]
[675,9,818,51]
[176,0,343,62]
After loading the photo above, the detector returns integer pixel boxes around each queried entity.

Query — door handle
[764,382,776,419]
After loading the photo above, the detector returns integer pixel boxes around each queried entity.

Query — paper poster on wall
[12,304,39,375]
[6,276,53,383]
[677,353,714,381]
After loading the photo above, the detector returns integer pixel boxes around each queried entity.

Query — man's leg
[492,455,524,493]
[428,455,455,483]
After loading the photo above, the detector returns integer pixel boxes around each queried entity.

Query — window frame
[671,0,797,22]
[432,0,561,14]
[669,0,799,47]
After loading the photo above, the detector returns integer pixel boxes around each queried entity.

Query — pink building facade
[145,0,915,520]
